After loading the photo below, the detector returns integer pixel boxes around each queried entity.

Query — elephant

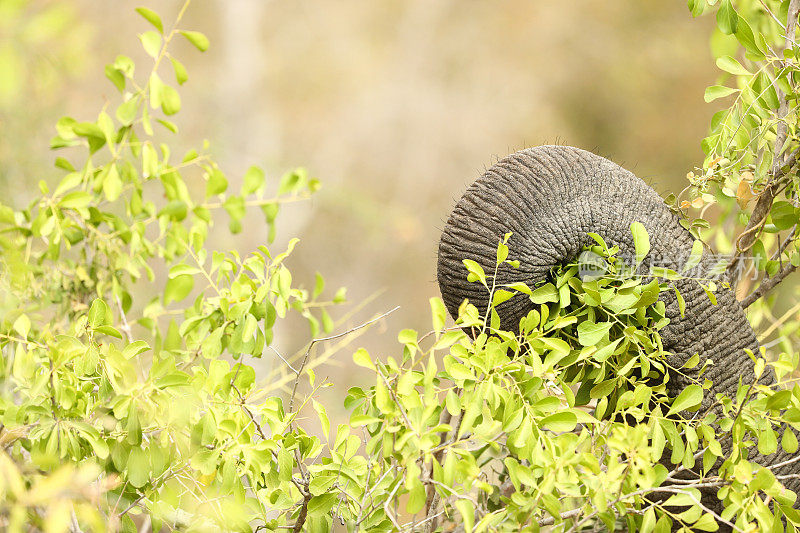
[436,145,798,524]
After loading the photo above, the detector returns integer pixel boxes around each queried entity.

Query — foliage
[681,0,800,310]
[346,233,800,532]
[0,2,347,531]
[3,2,800,533]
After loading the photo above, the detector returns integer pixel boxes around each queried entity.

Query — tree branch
[741,262,797,308]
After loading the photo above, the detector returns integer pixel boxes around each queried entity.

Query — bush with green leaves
[4,2,800,533]
[0,3,348,532]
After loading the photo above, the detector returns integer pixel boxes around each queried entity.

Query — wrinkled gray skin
[437,145,798,519]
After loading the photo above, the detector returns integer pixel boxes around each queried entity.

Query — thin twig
[288,306,399,415]
[114,294,133,344]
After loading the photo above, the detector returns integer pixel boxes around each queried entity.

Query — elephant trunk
[437,145,798,496]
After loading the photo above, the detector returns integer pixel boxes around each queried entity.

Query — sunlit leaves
[180,30,210,52]
[630,221,650,266]
[462,258,487,286]
[0,4,356,531]
[139,30,161,58]
[667,385,703,416]
[704,85,739,102]
[135,7,163,33]
[716,0,738,34]
[716,55,750,76]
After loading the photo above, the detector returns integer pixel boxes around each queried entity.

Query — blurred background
[1,1,720,417]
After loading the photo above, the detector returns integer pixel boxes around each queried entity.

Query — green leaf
[135,7,163,33]
[95,326,122,339]
[116,97,139,125]
[766,389,792,410]
[88,299,111,328]
[103,164,122,202]
[462,259,486,285]
[170,57,188,85]
[406,478,426,515]
[704,85,738,103]
[122,341,150,359]
[758,427,778,455]
[313,272,325,299]
[168,264,201,278]
[684,240,704,272]
[353,348,375,370]
[734,16,765,60]
[206,168,228,197]
[164,274,194,305]
[430,297,447,331]
[12,315,30,338]
[242,166,265,195]
[590,379,617,400]
[716,55,750,76]
[350,414,381,427]
[782,427,798,453]
[540,411,577,432]
[577,321,613,347]
[139,30,162,58]
[716,0,738,35]
[640,507,656,533]
[455,500,475,533]
[771,201,798,231]
[113,55,135,78]
[492,289,514,307]
[446,361,475,381]
[630,222,650,266]
[333,287,347,303]
[693,513,720,531]
[158,200,187,221]
[104,65,125,92]
[667,384,703,415]
[180,30,210,52]
[126,447,150,488]
[530,283,558,304]
[312,399,330,441]
[160,84,181,115]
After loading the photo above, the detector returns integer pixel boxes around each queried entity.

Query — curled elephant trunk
[436,145,798,496]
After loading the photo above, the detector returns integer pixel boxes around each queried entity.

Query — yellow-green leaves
[164,274,194,304]
[716,55,750,76]
[135,7,163,34]
[462,259,487,286]
[170,57,188,85]
[577,320,612,346]
[205,167,228,197]
[716,0,737,35]
[630,221,650,268]
[242,165,266,195]
[496,231,512,264]
[430,297,447,331]
[704,85,738,102]
[160,83,181,115]
[540,411,577,433]
[667,385,703,416]
[180,30,210,52]
[139,30,162,58]
[353,348,375,370]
